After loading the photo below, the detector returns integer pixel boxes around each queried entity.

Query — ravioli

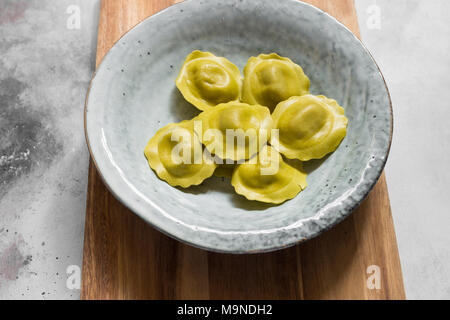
[272,94,348,161]
[144,51,349,204]
[231,145,307,204]
[195,102,273,162]
[176,50,242,111]
[144,120,217,188]
[242,53,310,112]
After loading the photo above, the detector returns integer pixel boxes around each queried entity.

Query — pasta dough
[176,50,242,111]
[144,120,217,188]
[195,102,273,162]
[272,94,348,161]
[232,145,307,204]
[242,53,310,112]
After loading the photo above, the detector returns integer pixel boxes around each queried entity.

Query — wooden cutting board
[81,0,405,300]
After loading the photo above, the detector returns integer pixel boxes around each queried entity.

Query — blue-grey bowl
[85,0,392,253]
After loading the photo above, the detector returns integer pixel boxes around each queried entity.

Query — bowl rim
[84,0,393,254]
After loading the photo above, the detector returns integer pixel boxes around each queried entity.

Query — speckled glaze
[85,0,392,253]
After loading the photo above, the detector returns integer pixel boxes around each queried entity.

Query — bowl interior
[86,0,391,252]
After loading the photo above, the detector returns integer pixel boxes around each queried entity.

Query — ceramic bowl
[85,0,392,253]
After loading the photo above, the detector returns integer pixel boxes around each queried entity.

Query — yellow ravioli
[232,145,307,204]
[242,53,310,112]
[176,50,242,111]
[272,94,348,161]
[144,120,217,188]
[195,102,273,162]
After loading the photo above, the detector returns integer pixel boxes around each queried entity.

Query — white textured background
[0,0,99,299]
[0,0,449,299]
[356,0,450,299]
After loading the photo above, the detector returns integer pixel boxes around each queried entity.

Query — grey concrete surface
[0,0,449,299]
[356,0,450,299]
[0,0,99,299]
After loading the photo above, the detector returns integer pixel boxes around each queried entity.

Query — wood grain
[81,0,405,300]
